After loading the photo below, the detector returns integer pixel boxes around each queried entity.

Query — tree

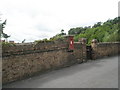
[0,20,6,37]
[0,24,3,38]
[22,39,26,43]
[68,17,119,44]
[61,29,64,33]
[0,20,10,41]
[68,27,86,35]
[92,22,102,28]
[2,33,10,42]
[61,29,66,35]
[0,20,3,38]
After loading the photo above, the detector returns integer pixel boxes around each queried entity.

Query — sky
[0,0,119,43]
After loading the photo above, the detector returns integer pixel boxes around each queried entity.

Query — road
[3,56,118,88]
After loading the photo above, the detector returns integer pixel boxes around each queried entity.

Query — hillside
[35,17,120,45]
[68,17,120,44]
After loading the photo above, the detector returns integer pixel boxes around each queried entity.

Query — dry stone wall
[3,49,76,84]
[2,37,120,84]
[2,39,86,84]
[91,42,120,59]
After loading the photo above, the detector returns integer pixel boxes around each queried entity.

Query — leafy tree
[2,33,10,42]
[0,19,10,41]
[92,22,102,28]
[68,27,86,35]
[68,17,120,44]
[22,39,26,43]
[61,29,66,35]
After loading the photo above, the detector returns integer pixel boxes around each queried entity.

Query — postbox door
[69,36,74,50]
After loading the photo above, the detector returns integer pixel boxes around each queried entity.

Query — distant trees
[60,29,66,35]
[68,17,120,44]
[68,26,92,35]
[22,39,26,43]
[69,27,84,35]
[0,19,10,42]
[35,29,67,43]
[48,29,66,41]
[92,22,102,28]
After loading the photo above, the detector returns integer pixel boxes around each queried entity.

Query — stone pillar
[79,38,86,44]
[79,38,87,62]
[91,39,98,60]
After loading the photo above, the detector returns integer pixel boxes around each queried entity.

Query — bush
[1,42,16,47]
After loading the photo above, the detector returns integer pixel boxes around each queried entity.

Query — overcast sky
[0,0,119,42]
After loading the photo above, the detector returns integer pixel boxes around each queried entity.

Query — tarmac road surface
[3,56,118,88]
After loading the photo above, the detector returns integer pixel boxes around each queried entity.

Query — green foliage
[50,34,64,41]
[2,42,16,47]
[92,22,102,28]
[34,38,53,44]
[0,20,10,39]
[35,30,66,44]
[2,33,10,38]
[49,30,66,41]
[68,26,90,35]
[68,17,120,44]
[61,29,66,35]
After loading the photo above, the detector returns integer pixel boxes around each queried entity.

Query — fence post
[79,38,87,62]
[91,39,98,60]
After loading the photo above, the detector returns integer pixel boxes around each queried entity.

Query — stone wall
[2,49,75,84]
[2,40,68,57]
[2,37,86,84]
[91,41,120,59]
[2,37,120,84]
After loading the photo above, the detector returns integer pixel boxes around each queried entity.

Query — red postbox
[68,36,74,50]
